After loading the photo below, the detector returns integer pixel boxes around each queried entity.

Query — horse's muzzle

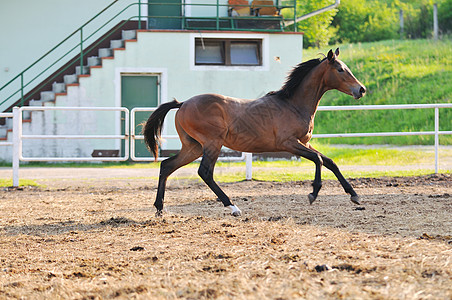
[353,85,366,99]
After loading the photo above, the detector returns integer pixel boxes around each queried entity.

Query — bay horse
[143,48,366,216]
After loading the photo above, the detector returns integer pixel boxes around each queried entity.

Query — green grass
[304,39,452,145]
[0,178,41,187]
[135,168,449,184]
[1,144,449,186]
[213,169,449,183]
[216,143,441,167]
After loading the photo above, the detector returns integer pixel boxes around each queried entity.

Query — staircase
[28,29,136,108]
[0,29,138,145]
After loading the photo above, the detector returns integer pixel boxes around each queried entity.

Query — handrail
[0,0,122,107]
[0,1,297,111]
[0,1,137,109]
[0,1,120,92]
[284,0,340,27]
[12,4,144,109]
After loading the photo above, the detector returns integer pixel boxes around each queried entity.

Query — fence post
[434,107,439,173]
[399,9,404,39]
[433,3,438,41]
[12,107,20,187]
[245,153,252,180]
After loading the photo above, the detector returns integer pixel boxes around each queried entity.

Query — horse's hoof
[228,205,242,217]
[351,195,360,205]
[308,193,316,204]
[155,210,163,217]
[231,211,241,217]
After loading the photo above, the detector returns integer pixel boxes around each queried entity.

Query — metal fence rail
[17,106,130,162]
[4,103,452,187]
[313,103,452,174]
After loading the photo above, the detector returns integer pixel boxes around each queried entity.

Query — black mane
[269,58,325,99]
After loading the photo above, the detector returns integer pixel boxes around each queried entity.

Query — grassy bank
[2,144,448,187]
[304,39,452,145]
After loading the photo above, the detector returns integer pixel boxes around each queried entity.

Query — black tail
[142,99,183,161]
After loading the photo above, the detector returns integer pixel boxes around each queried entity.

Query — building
[0,0,312,162]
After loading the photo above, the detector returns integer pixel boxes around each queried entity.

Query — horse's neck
[290,64,328,118]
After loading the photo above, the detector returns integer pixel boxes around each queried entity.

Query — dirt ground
[0,168,451,299]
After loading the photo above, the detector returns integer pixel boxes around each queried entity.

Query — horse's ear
[327,49,335,63]
[335,48,340,57]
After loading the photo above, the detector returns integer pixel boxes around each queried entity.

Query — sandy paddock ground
[0,168,451,299]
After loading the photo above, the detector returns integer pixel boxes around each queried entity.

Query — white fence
[1,103,451,187]
[18,106,130,162]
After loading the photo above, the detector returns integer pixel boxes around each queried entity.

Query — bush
[331,0,399,43]
[330,0,451,42]
[287,0,451,48]
[283,0,338,48]
[438,0,452,34]
[400,1,434,39]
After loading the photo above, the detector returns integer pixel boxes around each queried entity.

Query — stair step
[0,126,8,138]
[29,99,44,106]
[23,111,32,120]
[75,66,90,75]
[110,40,124,49]
[40,91,55,102]
[99,48,113,58]
[64,74,78,84]
[87,56,101,67]
[122,30,136,40]
[52,82,66,93]
[5,118,13,130]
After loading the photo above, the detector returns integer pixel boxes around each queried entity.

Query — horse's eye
[337,67,344,73]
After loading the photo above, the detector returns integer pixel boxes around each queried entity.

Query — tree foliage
[287,0,452,48]
[297,0,339,48]
[331,0,399,43]
[438,0,452,34]
[284,0,338,48]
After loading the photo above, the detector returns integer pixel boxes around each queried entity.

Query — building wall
[0,30,302,161]
[0,0,137,111]
[85,30,303,150]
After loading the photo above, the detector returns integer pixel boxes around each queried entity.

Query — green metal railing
[145,1,296,31]
[0,1,297,111]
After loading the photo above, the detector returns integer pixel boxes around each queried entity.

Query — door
[121,74,159,158]
[148,0,182,29]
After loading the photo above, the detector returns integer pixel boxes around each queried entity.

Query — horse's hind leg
[198,145,241,216]
[284,141,324,204]
[154,139,202,216]
[308,144,360,204]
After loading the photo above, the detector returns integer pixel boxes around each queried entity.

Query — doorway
[121,74,159,158]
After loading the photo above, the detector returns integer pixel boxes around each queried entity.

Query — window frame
[194,38,262,66]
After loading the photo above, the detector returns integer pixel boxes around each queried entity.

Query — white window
[195,38,262,66]
[195,41,225,64]
[230,42,260,65]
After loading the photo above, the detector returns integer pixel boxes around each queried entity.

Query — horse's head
[323,48,366,99]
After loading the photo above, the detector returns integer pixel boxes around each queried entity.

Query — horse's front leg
[198,144,242,216]
[307,144,360,204]
[285,141,324,204]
